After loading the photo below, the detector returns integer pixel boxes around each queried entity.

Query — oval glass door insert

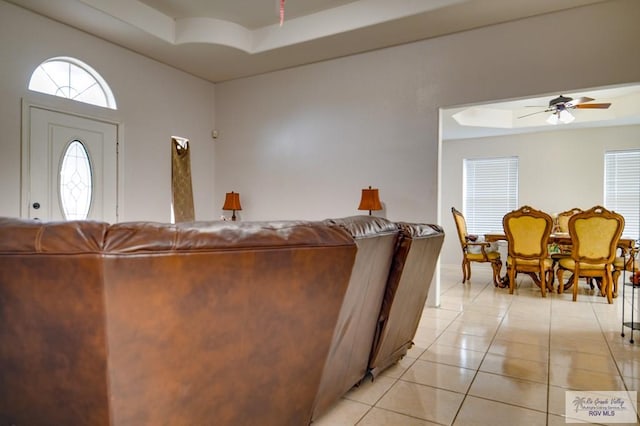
[59,140,93,220]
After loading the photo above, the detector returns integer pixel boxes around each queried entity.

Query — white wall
[440,124,640,266]
[213,0,640,225]
[2,1,640,244]
[0,1,216,221]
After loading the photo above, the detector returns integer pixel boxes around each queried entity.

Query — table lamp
[358,186,382,215]
[222,191,242,221]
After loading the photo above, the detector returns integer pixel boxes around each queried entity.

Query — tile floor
[313,265,640,425]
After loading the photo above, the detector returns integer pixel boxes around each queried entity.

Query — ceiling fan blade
[574,103,611,109]
[517,109,550,119]
[565,96,594,107]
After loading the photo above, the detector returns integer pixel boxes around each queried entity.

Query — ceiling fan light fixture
[546,109,575,125]
[559,109,575,123]
[546,113,559,125]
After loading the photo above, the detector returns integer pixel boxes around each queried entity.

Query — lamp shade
[222,191,242,211]
[358,186,382,214]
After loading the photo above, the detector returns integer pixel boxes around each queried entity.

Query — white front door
[25,106,118,222]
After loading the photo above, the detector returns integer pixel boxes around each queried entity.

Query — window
[59,140,93,220]
[605,150,640,239]
[463,157,519,234]
[28,57,117,109]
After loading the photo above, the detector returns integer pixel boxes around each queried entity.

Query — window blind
[604,150,640,240]
[463,157,519,235]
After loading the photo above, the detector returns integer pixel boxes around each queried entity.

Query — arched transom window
[28,56,117,109]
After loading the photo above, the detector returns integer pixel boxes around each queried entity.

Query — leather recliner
[312,215,399,420]
[368,222,445,377]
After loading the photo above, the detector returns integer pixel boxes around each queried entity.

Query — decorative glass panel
[28,57,117,109]
[59,140,93,220]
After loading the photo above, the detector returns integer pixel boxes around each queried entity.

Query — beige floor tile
[606,329,640,345]
[607,344,638,360]
[460,303,509,318]
[547,413,595,425]
[488,338,548,363]
[401,359,476,393]
[622,376,640,394]
[446,319,499,338]
[608,338,640,357]
[468,371,548,412]
[550,317,603,334]
[379,356,416,379]
[421,305,455,316]
[493,328,550,347]
[416,319,453,334]
[413,335,440,349]
[314,265,640,425]
[356,407,440,426]
[503,300,551,314]
[499,318,551,333]
[479,353,548,384]
[419,343,485,370]
[312,398,370,426]
[405,344,427,359]
[420,306,461,321]
[551,301,599,318]
[453,395,547,426]
[548,385,571,416]
[549,363,627,391]
[344,376,397,406]
[550,334,611,355]
[438,299,468,312]
[550,348,618,374]
[375,380,464,425]
[434,330,493,353]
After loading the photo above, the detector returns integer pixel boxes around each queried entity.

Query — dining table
[483,232,637,292]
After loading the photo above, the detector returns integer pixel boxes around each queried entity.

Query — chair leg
[508,266,516,295]
[605,270,613,304]
[491,260,502,287]
[540,268,546,298]
[547,269,555,292]
[461,259,467,283]
[547,266,555,290]
[466,261,472,282]
[612,270,620,298]
[572,267,580,302]
[557,269,564,294]
[594,278,605,297]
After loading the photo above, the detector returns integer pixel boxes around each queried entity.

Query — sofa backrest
[368,222,445,377]
[312,215,399,420]
[0,218,357,426]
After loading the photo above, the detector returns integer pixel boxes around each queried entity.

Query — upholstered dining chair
[503,206,554,297]
[555,207,583,234]
[451,207,502,286]
[552,207,585,291]
[612,240,638,298]
[556,205,624,304]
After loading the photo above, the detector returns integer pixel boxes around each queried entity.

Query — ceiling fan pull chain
[280,0,286,26]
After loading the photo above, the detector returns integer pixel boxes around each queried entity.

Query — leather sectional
[0,215,443,425]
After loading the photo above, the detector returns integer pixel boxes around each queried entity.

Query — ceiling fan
[519,95,612,124]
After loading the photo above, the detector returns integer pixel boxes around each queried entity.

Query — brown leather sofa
[368,222,444,377]
[0,218,357,426]
[0,215,444,425]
